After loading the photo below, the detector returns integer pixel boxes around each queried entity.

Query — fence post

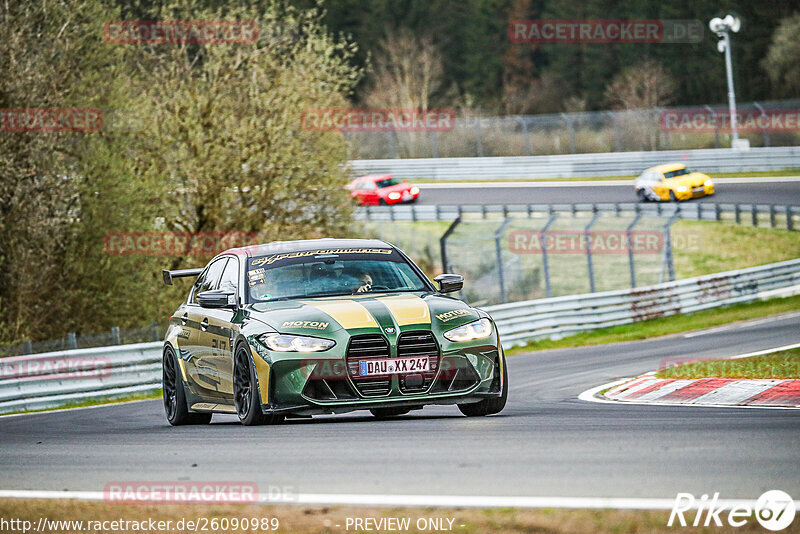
[752,205,758,227]
[609,111,623,152]
[735,204,741,224]
[430,131,439,158]
[23,339,33,355]
[584,209,602,293]
[705,105,720,148]
[754,102,770,147]
[494,217,515,304]
[474,117,484,157]
[787,206,794,231]
[387,129,398,159]
[770,205,776,228]
[516,116,532,156]
[440,216,462,273]
[66,332,77,350]
[151,322,160,341]
[541,212,559,298]
[111,326,121,345]
[660,212,680,283]
[626,212,644,288]
[561,114,577,154]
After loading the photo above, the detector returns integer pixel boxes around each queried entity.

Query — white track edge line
[2,489,796,511]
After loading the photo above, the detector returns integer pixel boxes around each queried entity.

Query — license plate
[402,192,412,201]
[693,187,705,193]
[359,357,429,376]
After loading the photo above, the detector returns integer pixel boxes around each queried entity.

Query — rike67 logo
[669,490,796,531]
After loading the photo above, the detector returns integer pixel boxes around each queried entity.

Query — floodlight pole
[721,31,739,144]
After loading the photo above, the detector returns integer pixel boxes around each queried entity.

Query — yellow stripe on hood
[377,295,431,326]
[300,300,379,329]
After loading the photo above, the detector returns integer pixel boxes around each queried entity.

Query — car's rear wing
[162,268,203,286]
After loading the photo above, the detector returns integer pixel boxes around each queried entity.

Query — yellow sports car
[634,163,715,202]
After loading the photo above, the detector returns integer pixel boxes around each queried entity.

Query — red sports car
[346,174,420,206]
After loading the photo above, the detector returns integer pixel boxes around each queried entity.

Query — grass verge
[656,348,800,379]
[505,294,800,355]
[0,499,776,534]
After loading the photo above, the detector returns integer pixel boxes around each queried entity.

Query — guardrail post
[411,205,418,223]
[734,204,741,224]
[541,212,559,298]
[494,217,515,304]
[787,206,794,231]
[111,326,121,345]
[440,216,461,273]
[66,332,77,350]
[390,206,396,222]
[626,212,644,288]
[584,210,602,293]
[770,205,776,228]
[435,204,441,221]
[715,203,721,221]
[752,205,758,227]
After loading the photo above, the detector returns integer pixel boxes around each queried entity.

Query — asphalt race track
[415,178,800,206]
[1,313,799,500]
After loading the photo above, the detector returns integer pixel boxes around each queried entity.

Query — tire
[669,190,678,202]
[233,344,283,426]
[370,407,411,419]
[163,347,212,426]
[458,351,508,417]
[636,189,647,202]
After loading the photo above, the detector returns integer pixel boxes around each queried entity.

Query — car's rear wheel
[458,351,508,417]
[163,347,212,426]
[370,407,411,419]
[234,344,283,426]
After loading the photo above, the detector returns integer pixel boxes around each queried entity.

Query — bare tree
[605,59,674,150]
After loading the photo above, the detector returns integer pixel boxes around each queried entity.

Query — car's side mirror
[197,290,236,309]
[434,274,464,293]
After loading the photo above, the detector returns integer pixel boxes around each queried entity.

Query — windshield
[375,177,402,188]
[246,248,429,302]
[663,168,691,179]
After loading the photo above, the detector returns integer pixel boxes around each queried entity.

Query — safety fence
[346,99,800,160]
[350,146,800,180]
[1,259,798,414]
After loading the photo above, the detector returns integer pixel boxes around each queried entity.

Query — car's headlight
[676,185,688,192]
[387,192,401,200]
[259,334,335,352]
[443,318,493,342]
[410,186,420,195]
[704,179,713,186]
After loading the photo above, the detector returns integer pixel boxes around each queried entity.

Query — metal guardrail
[485,258,800,347]
[1,258,798,414]
[0,342,161,414]
[357,202,800,230]
[350,146,800,179]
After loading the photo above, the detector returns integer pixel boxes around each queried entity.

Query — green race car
[161,238,508,426]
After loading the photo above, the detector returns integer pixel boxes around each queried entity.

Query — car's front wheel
[163,347,212,426]
[233,344,283,426]
[458,352,508,417]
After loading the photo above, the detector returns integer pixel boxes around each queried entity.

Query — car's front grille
[346,334,391,396]
[397,331,439,393]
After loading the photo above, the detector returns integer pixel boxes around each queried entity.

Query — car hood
[246,292,482,337]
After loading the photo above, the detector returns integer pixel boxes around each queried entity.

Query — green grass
[656,348,800,379]
[505,294,800,355]
[1,389,161,417]
[405,169,800,183]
